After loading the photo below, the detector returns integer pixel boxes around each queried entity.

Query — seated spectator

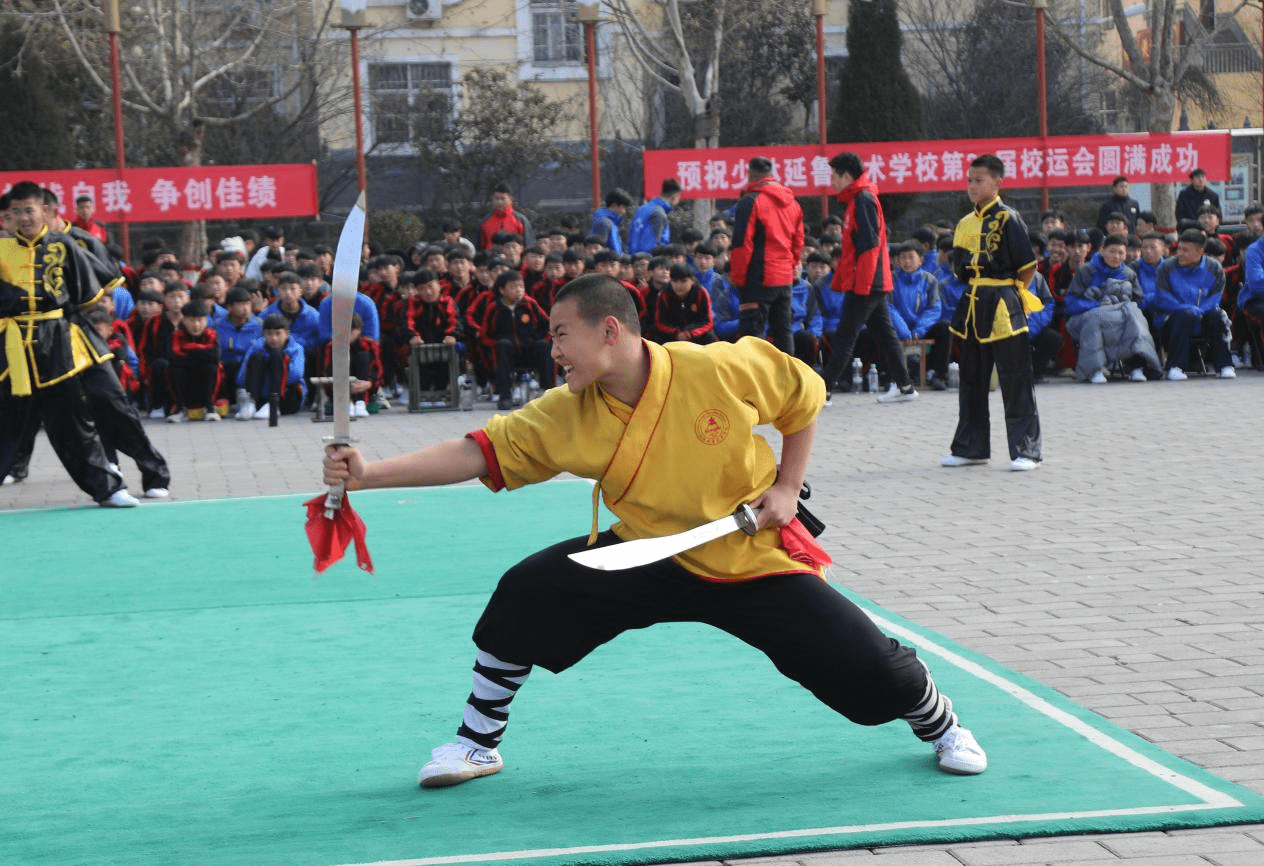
[317,280,381,342]
[1064,235,1162,383]
[590,188,631,255]
[889,242,950,388]
[297,263,330,309]
[1236,228,1264,368]
[1026,271,1062,383]
[168,300,223,422]
[212,286,264,408]
[237,314,308,420]
[85,307,140,401]
[1154,228,1234,380]
[790,267,823,367]
[648,262,716,345]
[405,269,459,392]
[140,279,190,418]
[263,272,321,385]
[480,270,551,410]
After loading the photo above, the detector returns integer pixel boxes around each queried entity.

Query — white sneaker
[876,383,918,404]
[253,403,271,420]
[1089,370,1107,384]
[237,400,257,420]
[1166,367,1187,381]
[148,408,166,420]
[418,742,504,788]
[1010,457,1041,471]
[99,489,140,508]
[2,474,16,485]
[940,455,988,467]
[1129,368,1147,382]
[107,462,125,481]
[1232,352,1244,368]
[353,400,370,418]
[204,409,221,422]
[144,487,170,499]
[166,411,186,424]
[933,725,988,775]
[1219,366,1236,379]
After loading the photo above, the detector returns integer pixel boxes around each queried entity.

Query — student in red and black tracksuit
[141,280,190,417]
[462,265,502,390]
[407,270,460,391]
[168,301,222,421]
[648,263,716,345]
[480,270,551,410]
[818,151,918,403]
[729,156,805,354]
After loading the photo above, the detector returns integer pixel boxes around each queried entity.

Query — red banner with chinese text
[642,132,1231,200]
[0,163,319,223]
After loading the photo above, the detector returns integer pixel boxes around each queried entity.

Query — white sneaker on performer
[933,725,988,775]
[1010,457,1041,471]
[418,742,504,788]
[143,487,170,499]
[940,455,988,468]
[99,489,141,508]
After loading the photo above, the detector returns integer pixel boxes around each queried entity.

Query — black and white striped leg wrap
[902,674,957,743]
[455,650,532,750]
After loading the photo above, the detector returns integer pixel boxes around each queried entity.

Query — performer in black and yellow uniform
[943,154,1043,471]
[0,181,137,506]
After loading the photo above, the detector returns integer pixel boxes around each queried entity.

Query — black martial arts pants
[0,376,123,503]
[472,531,929,728]
[949,332,1041,462]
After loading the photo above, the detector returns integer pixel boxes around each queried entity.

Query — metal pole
[814,0,829,221]
[1035,0,1050,211]
[580,4,601,211]
[105,0,130,260]
[349,27,368,201]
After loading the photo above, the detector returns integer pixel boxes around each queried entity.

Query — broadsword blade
[324,192,366,517]
[567,506,756,571]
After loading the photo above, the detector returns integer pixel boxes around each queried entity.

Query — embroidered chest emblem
[694,409,730,445]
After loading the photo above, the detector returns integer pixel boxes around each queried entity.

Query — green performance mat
[4,482,1264,866]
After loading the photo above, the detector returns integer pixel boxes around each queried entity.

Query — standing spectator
[72,195,109,243]
[1176,167,1221,225]
[1096,176,1141,234]
[479,184,535,250]
[627,179,681,254]
[942,154,1042,471]
[729,156,804,354]
[1154,228,1234,380]
[589,189,632,255]
[817,152,918,404]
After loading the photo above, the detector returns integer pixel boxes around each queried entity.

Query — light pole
[338,1,369,203]
[579,2,602,211]
[1034,0,1050,211]
[103,0,130,259]
[814,0,829,220]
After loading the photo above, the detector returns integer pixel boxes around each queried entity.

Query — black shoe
[497,397,513,410]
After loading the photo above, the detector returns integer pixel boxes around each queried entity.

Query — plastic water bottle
[867,364,879,393]
[458,374,474,411]
[511,380,523,406]
[851,357,862,391]
[947,361,960,389]
[527,376,541,402]
[1244,344,1252,369]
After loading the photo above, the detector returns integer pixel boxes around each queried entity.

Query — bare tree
[1044,0,1246,222]
[28,0,339,262]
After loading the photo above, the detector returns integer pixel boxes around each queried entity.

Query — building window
[532,1,582,64]
[367,62,453,146]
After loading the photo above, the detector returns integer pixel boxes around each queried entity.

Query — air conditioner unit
[406,0,440,21]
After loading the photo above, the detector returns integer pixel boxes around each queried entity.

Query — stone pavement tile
[1098,829,1264,857]
[943,838,1121,864]
[723,856,814,865]
[811,850,960,865]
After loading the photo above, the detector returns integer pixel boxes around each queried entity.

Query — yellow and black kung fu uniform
[947,194,1042,463]
[0,226,125,502]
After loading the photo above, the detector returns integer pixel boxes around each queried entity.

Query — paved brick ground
[4,372,1262,865]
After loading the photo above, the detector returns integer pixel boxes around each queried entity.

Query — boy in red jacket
[480,270,550,410]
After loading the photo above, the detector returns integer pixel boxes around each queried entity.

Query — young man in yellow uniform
[324,273,987,787]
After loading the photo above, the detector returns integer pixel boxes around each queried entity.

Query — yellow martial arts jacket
[470,336,825,581]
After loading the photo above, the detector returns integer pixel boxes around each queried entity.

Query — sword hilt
[735,503,759,536]
[322,434,356,519]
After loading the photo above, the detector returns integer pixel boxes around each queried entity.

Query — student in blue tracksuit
[589,189,631,255]
[1154,228,1234,380]
[890,243,950,387]
[627,179,682,254]
[263,271,322,386]
[790,271,824,367]
[213,286,264,406]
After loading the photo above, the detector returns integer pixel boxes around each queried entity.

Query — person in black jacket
[1095,176,1141,234]
[1176,167,1221,225]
